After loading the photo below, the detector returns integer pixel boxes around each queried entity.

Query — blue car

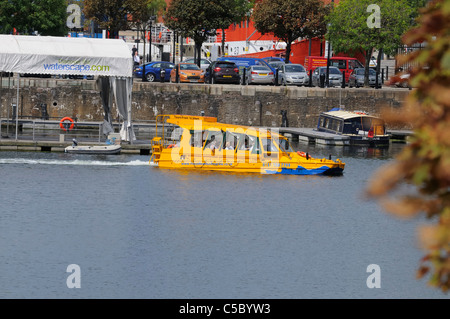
[134,61,175,82]
[263,57,290,64]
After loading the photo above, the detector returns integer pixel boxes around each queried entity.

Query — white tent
[0,35,135,142]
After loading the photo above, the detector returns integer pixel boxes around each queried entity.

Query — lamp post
[325,23,331,88]
[325,1,334,88]
[142,15,156,82]
[149,15,156,63]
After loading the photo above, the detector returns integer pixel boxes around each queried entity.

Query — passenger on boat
[72,138,78,147]
[209,141,219,150]
[205,135,217,150]
[240,137,254,151]
[225,142,234,150]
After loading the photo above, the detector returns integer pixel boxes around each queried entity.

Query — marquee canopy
[0,35,133,77]
[0,35,135,142]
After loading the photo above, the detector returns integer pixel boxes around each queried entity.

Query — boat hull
[155,163,344,175]
[153,150,345,176]
[65,145,121,155]
[347,135,390,147]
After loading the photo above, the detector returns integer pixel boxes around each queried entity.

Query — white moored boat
[65,139,121,155]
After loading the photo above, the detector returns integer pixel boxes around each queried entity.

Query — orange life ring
[60,117,74,131]
[167,144,176,148]
[297,151,306,157]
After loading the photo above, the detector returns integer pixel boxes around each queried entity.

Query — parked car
[311,66,343,87]
[170,63,206,83]
[305,56,363,83]
[216,56,277,82]
[182,58,212,71]
[134,61,175,82]
[243,65,275,85]
[277,63,309,86]
[207,61,240,84]
[348,68,382,88]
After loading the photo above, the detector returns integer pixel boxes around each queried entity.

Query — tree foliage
[252,0,330,63]
[128,0,166,27]
[215,0,254,55]
[164,0,236,65]
[128,0,167,43]
[366,0,450,293]
[326,0,413,86]
[0,0,67,36]
[83,0,131,37]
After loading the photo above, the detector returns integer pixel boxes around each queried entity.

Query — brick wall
[0,78,411,129]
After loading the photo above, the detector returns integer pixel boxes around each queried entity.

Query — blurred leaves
[366,0,450,293]
[252,0,331,63]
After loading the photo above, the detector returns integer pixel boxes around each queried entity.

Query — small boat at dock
[65,139,121,155]
[316,108,390,146]
[150,114,345,175]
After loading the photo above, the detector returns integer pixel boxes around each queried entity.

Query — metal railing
[0,118,173,145]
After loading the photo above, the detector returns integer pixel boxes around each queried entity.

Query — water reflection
[290,140,405,160]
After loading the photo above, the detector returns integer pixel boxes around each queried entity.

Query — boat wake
[0,158,149,166]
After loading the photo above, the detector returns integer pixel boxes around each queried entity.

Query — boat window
[279,139,293,153]
[319,117,324,128]
[204,131,224,150]
[252,137,260,154]
[362,117,372,131]
[331,119,340,131]
[223,131,238,150]
[190,130,205,148]
[343,117,373,134]
[238,134,257,151]
[261,138,279,152]
[343,121,357,134]
[169,126,184,146]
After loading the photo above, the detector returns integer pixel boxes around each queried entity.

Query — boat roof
[162,114,284,139]
[321,109,382,120]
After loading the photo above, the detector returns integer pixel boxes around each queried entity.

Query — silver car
[277,63,309,86]
[348,68,382,88]
[244,65,275,85]
[311,66,343,87]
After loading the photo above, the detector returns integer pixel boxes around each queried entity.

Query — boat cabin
[316,108,389,146]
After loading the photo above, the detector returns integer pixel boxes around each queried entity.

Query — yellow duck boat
[150,115,345,175]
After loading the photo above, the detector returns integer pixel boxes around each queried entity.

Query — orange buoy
[60,117,74,131]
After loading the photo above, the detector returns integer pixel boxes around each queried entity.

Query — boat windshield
[168,126,184,146]
[278,139,294,153]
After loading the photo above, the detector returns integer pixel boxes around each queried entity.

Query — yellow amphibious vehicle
[150,115,345,175]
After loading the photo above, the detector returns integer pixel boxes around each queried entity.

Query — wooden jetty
[275,127,412,145]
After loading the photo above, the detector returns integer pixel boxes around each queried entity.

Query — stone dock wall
[0,78,411,129]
